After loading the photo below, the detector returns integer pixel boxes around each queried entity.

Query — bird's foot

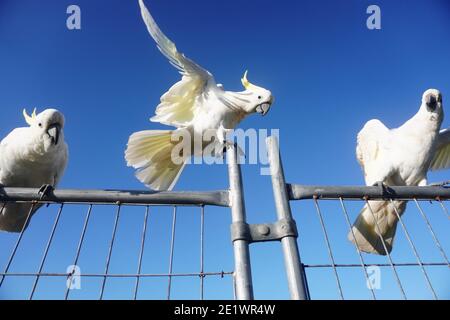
[373,181,395,198]
[372,181,391,196]
[217,141,246,160]
[38,184,54,201]
[222,140,228,159]
[216,140,232,160]
[372,181,387,188]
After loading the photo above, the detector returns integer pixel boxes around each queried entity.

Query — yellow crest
[23,108,37,125]
[241,70,254,90]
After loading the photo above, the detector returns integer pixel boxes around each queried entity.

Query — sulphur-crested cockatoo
[125,0,274,191]
[350,89,449,255]
[0,109,68,232]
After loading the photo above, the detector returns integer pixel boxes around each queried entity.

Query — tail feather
[0,203,40,233]
[348,200,406,255]
[125,130,186,191]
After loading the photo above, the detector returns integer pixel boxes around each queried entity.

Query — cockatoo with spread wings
[0,109,68,232]
[350,89,449,255]
[125,0,274,191]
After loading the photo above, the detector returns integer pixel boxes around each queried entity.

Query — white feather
[129,1,274,191]
[125,130,186,191]
[138,0,216,127]
[0,109,68,232]
[350,89,444,255]
[430,128,450,170]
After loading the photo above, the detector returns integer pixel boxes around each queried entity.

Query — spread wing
[356,119,391,185]
[430,128,450,171]
[139,0,217,127]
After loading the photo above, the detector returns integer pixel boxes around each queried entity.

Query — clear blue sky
[0,0,449,300]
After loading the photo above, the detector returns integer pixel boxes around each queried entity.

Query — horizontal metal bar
[0,188,230,207]
[0,271,234,278]
[304,262,449,268]
[289,185,450,201]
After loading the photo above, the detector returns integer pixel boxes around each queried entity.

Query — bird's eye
[38,123,42,127]
[258,96,262,99]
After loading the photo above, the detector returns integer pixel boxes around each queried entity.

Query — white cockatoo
[0,109,68,232]
[350,89,449,255]
[125,0,274,191]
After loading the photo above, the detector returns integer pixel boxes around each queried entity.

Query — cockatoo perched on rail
[0,109,68,232]
[125,0,274,191]
[350,89,449,255]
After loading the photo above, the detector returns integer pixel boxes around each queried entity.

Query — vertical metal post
[227,144,254,300]
[167,206,177,300]
[199,205,205,300]
[266,136,309,300]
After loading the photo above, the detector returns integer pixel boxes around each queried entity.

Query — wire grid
[2,185,449,300]
[296,196,449,300]
[0,201,233,300]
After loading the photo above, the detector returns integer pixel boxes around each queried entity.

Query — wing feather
[138,0,215,127]
[430,128,450,171]
[356,119,390,185]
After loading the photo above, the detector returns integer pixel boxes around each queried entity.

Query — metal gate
[264,136,449,300]
[0,137,449,299]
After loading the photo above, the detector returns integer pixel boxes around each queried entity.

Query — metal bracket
[231,219,298,244]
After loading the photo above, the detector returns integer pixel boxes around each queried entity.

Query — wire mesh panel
[0,145,256,301]
[266,136,450,300]
[288,187,450,300]
[0,197,234,300]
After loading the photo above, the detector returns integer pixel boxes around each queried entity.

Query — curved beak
[47,123,61,145]
[256,102,271,116]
